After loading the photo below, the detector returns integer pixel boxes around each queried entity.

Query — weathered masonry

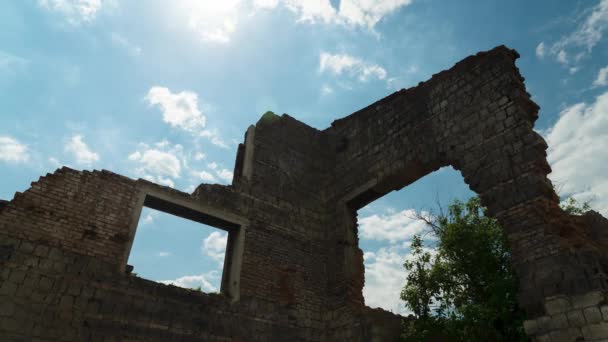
[2,46,608,341]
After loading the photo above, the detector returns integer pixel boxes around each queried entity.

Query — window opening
[127,195,237,294]
[356,166,473,314]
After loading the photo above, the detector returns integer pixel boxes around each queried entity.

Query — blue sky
[1,0,607,314]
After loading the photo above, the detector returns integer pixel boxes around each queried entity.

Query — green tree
[560,197,591,215]
[400,197,528,341]
[401,196,594,341]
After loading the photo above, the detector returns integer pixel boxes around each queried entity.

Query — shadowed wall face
[1,46,607,341]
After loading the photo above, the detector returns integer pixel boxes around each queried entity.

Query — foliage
[400,197,528,341]
[259,111,279,124]
[400,196,594,340]
[560,197,591,215]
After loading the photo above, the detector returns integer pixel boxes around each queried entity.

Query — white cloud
[276,0,412,29]
[320,52,387,82]
[337,0,412,28]
[110,32,142,56]
[159,271,220,292]
[158,251,171,257]
[593,66,608,87]
[65,135,99,166]
[139,208,159,226]
[363,245,410,314]
[536,42,546,58]
[194,152,206,161]
[363,243,435,315]
[48,157,61,168]
[201,129,228,148]
[38,0,102,25]
[146,86,206,133]
[358,209,431,243]
[207,162,218,170]
[254,0,279,9]
[178,0,412,45]
[0,136,30,163]
[547,0,608,65]
[216,169,234,183]
[0,51,28,76]
[556,49,568,64]
[283,0,337,23]
[321,84,333,95]
[129,141,184,187]
[193,170,217,182]
[203,231,228,265]
[545,90,608,216]
[177,0,241,44]
[131,149,180,178]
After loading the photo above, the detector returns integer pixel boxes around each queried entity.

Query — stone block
[536,333,553,342]
[549,313,569,330]
[524,319,538,335]
[549,327,583,342]
[582,322,608,340]
[567,309,586,327]
[601,305,608,320]
[537,315,552,332]
[583,306,603,324]
[572,291,604,309]
[545,295,572,315]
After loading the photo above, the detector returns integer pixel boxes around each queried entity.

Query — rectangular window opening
[126,195,238,296]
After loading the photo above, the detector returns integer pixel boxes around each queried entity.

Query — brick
[584,306,603,324]
[567,309,586,327]
[582,322,608,340]
[0,45,604,342]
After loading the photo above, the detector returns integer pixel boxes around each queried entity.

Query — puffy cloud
[139,208,159,226]
[65,135,99,166]
[176,0,241,44]
[253,0,279,9]
[216,169,234,183]
[178,0,412,45]
[337,0,412,28]
[200,129,228,148]
[556,50,568,64]
[363,245,410,314]
[0,51,28,76]
[546,0,608,66]
[358,209,431,244]
[129,141,183,188]
[207,162,218,170]
[38,0,102,25]
[283,0,337,23]
[545,90,608,216]
[193,170,217,182]
[320,52,387,82]
[159,271,220,292]
[202,231,228,265]
[593,66,608,87]
[0,136,30,163]
[272,0,412,29]
[321,84,333,95]
[145,86,206,133]
[363,243,436,315]
[535,42,546,58]
[110,32,142,57]
[193,152,206,161]
[130,149,180,178]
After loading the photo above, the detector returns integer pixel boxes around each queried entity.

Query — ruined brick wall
[2,45,607,341]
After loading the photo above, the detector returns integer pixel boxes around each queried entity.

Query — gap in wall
[127,207,229,293]
[357,166,473,315]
